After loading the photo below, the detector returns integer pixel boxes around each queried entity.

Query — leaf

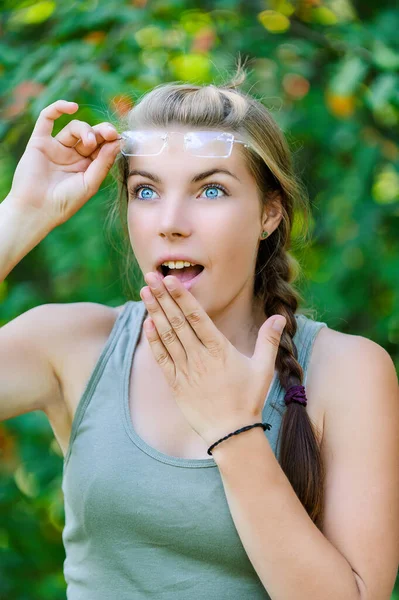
[135,26,164,48]
[258,10,290,33]
[366,74,397,111]
[312,6,338,25]
[372,40,399,71]
[372,165,399,205]
[8,1,56,26]
[169,53,211,82]
[329,56,368,95]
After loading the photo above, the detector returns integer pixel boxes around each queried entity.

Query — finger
[162,275,222,351]
[143,273,200,354]
[30,99,79,138]
[89,135,122,161]
[82,138,122,198]
[143,317,177,384]
[92,122,119,139]
[252,315,286,372]
[83,122,121,159]
[140,286,188,365]
[55,119,97,154]
[55,119,119,156]
[55,120,119,157]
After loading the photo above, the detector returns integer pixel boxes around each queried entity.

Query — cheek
[217,212,256,254]
[208,209,257,267]
[127,209,152,242]
[209,232,257,293]
[126,213,154,268]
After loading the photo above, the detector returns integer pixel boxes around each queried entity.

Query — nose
[157,199,192,240]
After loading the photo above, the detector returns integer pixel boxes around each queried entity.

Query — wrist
[0,196,53,277]
[2,194,54,235]
[210,423,267,464]
[207,416,266,456]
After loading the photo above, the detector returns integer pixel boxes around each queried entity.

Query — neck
[206,293,267,358]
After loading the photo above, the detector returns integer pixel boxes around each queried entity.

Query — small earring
[261,231,268,239]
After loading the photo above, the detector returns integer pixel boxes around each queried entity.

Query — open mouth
[157,264,205,283]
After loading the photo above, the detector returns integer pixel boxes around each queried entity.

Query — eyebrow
[127,168,241,184]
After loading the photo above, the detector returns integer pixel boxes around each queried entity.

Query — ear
[262,192,283,231]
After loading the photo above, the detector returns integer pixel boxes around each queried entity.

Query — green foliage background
[0,0,398,597]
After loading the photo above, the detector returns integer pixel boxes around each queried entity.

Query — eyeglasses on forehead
[119,129,252,158]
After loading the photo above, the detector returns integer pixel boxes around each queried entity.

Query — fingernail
[163,277,175,290]
[272,317,286,332]
[88,132,96,143]
[144,318,155,331]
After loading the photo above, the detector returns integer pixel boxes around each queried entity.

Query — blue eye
[131,186,159,200]
[200,184,227,199]
[129,182,229,201]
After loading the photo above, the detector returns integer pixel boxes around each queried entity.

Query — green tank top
[61,300,327,599]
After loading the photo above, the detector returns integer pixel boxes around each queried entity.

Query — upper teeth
[161,261,197,269]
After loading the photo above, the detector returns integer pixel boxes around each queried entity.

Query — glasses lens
[120,130,237,157]
[121,131,165,156]
[185,131,233,157]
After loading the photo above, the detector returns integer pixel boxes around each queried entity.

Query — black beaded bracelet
[207,422,272,456]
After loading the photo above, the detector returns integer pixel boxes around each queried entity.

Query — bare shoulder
[306,323,397,432]
[40,301,122,343]
[46,301,124,370]
[309,323,393,383]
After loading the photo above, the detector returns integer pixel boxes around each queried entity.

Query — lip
[156,266,205,291]
[155,256,204,271]
[182,267,204,290]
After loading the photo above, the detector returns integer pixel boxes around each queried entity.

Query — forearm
[212,427,361,600]
[0,195,52,281]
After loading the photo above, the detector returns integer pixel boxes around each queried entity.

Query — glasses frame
[119,130,251,158]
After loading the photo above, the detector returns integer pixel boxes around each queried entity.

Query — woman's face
[126,127,282,318]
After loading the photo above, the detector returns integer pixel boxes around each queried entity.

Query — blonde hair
[107,58,325,528]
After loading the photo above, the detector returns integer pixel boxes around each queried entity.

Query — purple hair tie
[284,384,307,407]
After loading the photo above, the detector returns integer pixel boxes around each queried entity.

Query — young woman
[1,68,398,599]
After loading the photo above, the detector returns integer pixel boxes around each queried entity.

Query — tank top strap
[293,313,328,385]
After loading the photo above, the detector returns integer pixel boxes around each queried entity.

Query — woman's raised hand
[7,99,122,230]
